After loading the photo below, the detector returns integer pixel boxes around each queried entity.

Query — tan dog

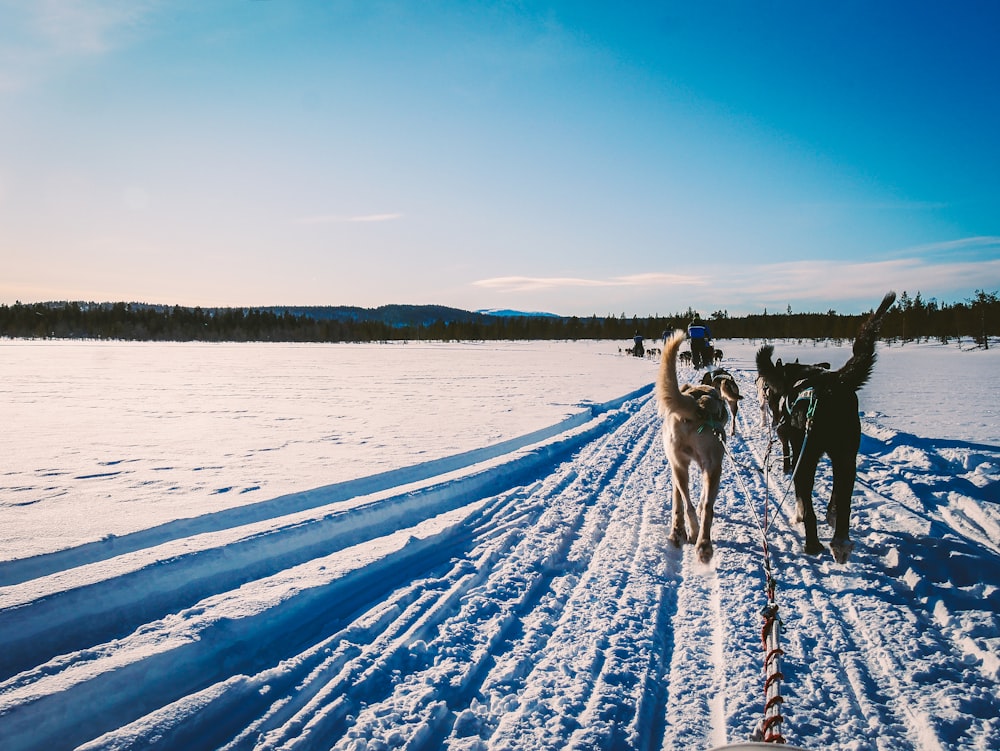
[701,368,742,433]
[656,330,729,563]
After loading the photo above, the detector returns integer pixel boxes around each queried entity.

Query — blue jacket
[688,324,710,340]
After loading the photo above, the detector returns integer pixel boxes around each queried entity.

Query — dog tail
[838,291,897,392]
[755,344,780,393]
[656,329,697,419]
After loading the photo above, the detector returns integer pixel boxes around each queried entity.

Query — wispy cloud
[473,276,627,292]
[295,213,403,225]
[894,236,1000,259]
[714,257,1000,310]
[33,0,151,55]
[0,0,156,91]
[614,272,707,286]
[473,272,704,292]
[472,256,1000,316]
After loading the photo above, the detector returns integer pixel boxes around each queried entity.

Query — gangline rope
[719,407,813,745]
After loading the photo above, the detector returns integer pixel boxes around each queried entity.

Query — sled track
[0,382,770,751]
[1,390,689,751]
[742,373,1000,750]
[2,366,998,751]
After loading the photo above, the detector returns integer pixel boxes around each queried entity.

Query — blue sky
[1,1,998,316]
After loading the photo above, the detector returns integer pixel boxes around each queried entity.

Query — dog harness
[710,371,734,387]
[790,385,818,430]
[696,415,727,439]
[777,383,818,431]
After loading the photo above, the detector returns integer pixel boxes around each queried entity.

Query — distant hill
[270,305,562,325]
[477,309,560,318]
[264,304,494,327]
[27,301,560,327]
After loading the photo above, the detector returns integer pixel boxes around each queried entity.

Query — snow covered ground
[1,337,997,751]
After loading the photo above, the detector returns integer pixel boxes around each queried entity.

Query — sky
[1,1,998,317]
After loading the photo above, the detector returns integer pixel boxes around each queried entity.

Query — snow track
[1,365,997,751]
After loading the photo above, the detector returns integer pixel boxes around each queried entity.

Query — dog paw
[696,541,714,563]
[830,537,854,564]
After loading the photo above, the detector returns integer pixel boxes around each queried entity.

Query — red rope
[762,611,777,641]
[758,587,786,744]
[755,432,789,745]
[765,696,785,711]
[765,647,785,668]
[760,714,786,744]
[764,671,785,690]
[734,418,794,744]
[761,715,784,733]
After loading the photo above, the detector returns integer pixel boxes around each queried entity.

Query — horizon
[2,2,998,317]
[7,291,988,321]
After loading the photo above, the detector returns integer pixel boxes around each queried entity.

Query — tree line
[0,290,996,347]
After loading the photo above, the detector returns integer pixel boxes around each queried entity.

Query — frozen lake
[0,335,997,751]
[1,337,995,561]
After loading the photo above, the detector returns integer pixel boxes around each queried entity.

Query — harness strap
[697,418,726,438]
[779,386,816,420]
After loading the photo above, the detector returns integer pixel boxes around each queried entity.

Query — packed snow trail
[1,364,997,751]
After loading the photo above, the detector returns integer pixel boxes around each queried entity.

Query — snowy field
[0,337,997,751]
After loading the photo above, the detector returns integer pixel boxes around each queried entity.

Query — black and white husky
[755,292,896,563]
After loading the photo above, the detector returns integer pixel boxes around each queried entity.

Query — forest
[0,290,996,347]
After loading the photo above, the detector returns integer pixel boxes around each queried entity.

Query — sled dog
[656,330,729,563]
[755,292,896,563]
[701,368,742,433]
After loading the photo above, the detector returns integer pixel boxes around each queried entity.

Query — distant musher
[632,332,645,358]
[687,320,712,368]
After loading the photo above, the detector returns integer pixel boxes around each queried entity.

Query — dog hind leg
[793,450,824,555]
[694,466,722,563]
[669,462,695,547]
[777,423,797,474]
[828,450,859,563]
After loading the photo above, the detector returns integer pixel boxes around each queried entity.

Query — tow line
[712,408,818,749]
